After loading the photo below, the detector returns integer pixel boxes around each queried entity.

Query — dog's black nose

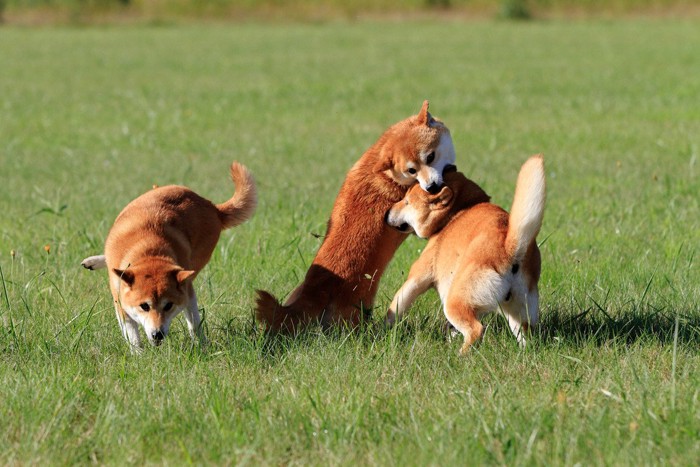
[426,183,441,194]
[152,330,164,342]
[398,223,410,232]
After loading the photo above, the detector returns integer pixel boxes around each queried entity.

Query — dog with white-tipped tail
[385,155,546,353]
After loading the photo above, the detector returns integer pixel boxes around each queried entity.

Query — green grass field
[1,20,699,465]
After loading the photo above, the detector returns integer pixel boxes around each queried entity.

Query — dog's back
[106,187,220,272]
[430,201,540,313]
[106,162,256,273]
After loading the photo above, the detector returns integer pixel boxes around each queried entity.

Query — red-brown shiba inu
[256,101,456,333]
[82,162,256,351]
[384,155,545,353]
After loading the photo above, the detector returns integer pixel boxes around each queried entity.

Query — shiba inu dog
[256,101,456,333]
[82,162,256,351]
[385,155,545,353]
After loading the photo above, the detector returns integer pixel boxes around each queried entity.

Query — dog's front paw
[81,255,106,270]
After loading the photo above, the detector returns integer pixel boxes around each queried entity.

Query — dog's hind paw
[81,255,107,270]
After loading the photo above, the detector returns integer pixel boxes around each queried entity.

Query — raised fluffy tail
[255,290,314,334]
[216,162,257,230]
[505,155,546,262]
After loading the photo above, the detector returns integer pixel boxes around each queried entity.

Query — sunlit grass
[0,20,698,464]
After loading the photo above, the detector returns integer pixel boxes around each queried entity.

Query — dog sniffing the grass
[82,162,256,351]
[256,101,457,333]
[385,155,545,353]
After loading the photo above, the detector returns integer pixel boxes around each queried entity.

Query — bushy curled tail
[505,155,546,262]
[217,162,257,230]
[255,290,311,334]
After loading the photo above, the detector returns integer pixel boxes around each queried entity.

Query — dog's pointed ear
[175,270,196,284]
[417,100,432,126]
[113,268,135,286]
[430,186,453,209]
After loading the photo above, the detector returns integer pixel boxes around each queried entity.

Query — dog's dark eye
[407,168,417,175]
[163,302,173,312]
[140,303,150,312]
[426,152,435,164]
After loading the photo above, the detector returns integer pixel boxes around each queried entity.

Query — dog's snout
[383,209,391,225]
[398,223,410,232]
[152,330,165,343]
[426,182,441,194]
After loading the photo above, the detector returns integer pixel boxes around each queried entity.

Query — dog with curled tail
[82,162,256,351]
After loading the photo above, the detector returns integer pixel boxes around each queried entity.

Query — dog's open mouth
[393,222,414,234]
[384,209,414,233]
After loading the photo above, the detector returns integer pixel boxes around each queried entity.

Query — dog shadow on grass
[214,306,445,361]
[534,306,700,347]
[213,301,699,360]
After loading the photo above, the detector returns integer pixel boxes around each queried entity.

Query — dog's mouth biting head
[390,132,457,193]
[384,183,455,239]
[375,101,457,193]
[414,133,457,194]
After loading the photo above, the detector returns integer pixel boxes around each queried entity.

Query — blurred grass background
[2,0,699,24]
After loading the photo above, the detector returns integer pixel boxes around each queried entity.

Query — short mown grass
[0,20,698,465]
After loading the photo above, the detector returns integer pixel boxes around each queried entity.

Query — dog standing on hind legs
[82,162,257,351]
[256,101,457,333]
[385,155,546,353]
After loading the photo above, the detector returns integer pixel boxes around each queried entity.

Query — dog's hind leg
[444,292,483,355]
[501,288,539,348]
[82,255,106,270]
